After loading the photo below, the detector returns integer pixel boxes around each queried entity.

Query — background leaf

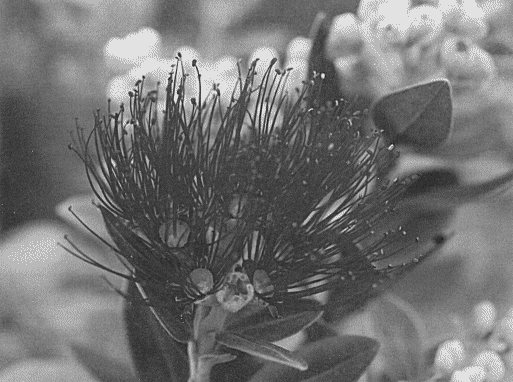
[248,335,379,382]
[70,342,138,382]
[308,12,343,106]
[125,281,189,382]
[367,293,427,382]
[372,80,453,151]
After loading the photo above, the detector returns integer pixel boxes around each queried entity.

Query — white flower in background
[104,27,161,71]
[104,29,308,116]
[325,0,498,98]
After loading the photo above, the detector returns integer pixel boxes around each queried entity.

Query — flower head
[66,56,441,342]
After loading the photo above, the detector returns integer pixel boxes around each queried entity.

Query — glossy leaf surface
[372,80,453,151]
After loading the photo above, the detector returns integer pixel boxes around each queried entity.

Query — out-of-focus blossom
[472,350,505,381]
[435,339,467,374]
[0,223,130,380]
[104,28,162,71]
[104,27,313,124]
[450,365,486,382]
[325,0,498,99]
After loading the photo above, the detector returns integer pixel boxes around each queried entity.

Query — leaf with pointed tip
[248,335,379,382]
[230,310,323,343]
[372,80,453,151]
[216,331,308,371]
[304,319,339,343]
[70,342,138,382]
[101,206,191,342]
[308,12,343,105]
[125,281,189,382]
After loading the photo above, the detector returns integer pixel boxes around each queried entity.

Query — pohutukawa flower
[64,55,443,377]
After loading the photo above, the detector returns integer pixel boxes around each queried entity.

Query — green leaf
[368,293,427,381]
[231,310,323,343]
[216,331,308,371]
[70,342,138,382]
[372,80,453,151]
[248,335,379,382]
[400,169,513,209]
[125,281,189,382]
[308,12,343,105]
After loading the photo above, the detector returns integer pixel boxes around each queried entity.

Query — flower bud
[189,268,214,295]
[472,350,505,381]
[472,300,497,335]
[434,339,466,374]
[450,366,486,382]
[253,269,274,295]
[159,220,190,247]
[497,316,513,344]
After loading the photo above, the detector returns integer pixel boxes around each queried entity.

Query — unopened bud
[472,350,505,381]
[435,339,466,374]
[472,300,497,335]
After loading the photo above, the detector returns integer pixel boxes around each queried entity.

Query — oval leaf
[70,342,138,382]
[372,80,453,151]
[248,335,379,382]
[216,331,308,371]
[125,281,189,382]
